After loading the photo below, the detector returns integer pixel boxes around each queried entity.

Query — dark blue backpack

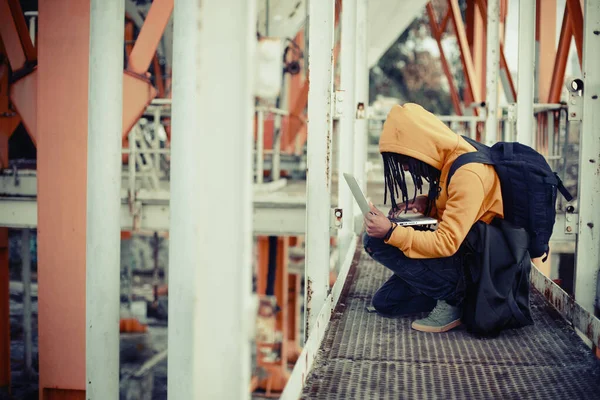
[447,135,573,261]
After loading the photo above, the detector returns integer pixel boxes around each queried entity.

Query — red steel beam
[0,0,36,72]
[427,3,462,115]
[447,0,480,103]
[125,19,135,59]
[566,0,583,68]
[548,5,573,103]
[127,0,174,75]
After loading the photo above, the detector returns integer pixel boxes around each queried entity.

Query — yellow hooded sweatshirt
[379,103,504,259]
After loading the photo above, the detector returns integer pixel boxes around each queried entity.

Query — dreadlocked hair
[381,152,441,216]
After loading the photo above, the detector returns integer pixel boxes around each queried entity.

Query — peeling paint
[532,264,600,350]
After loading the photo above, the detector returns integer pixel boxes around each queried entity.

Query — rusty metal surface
[301,251,600,399]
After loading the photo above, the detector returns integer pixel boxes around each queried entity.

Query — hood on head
[378,103,460,170]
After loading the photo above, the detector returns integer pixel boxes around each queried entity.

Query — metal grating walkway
[301,251,600,399]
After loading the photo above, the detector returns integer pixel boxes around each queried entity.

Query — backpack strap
[447,151,494,190]
[554,173,574,202]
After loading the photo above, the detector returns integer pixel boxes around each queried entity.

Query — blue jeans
[363,233,465,317]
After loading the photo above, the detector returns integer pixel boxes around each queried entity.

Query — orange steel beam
[566,0,583,68]
[127,0,174,75]
[536,0,557,102]
[548,5,573,103]
[475,0,516,103]
[37,0,88,397]
[125,19,135,59]
[5,0,35,59]
[466,0,486,102]
[285,3,342,153]
[0,0,36,72]
[427,3,462,115]
[0,44,21,146]
[447,0,480,103]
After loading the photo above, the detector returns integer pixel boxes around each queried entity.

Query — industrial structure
[0,0,598,399]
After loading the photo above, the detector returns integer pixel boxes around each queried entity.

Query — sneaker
[411,300,461,333]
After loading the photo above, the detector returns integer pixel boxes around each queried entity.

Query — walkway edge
[280,236,360,400]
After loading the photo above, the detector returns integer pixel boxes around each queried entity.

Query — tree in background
[370,0,466,115]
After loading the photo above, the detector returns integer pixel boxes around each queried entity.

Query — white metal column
[86,0,124,397]
[575,0,600,314]
[168,0,255,398]
[338,0,358,251]
[484,0,500,146]
[305,0,335,340]
[354,0,369,193]
[516,0,536,148]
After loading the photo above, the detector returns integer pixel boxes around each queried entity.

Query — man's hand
[365,203,394,239]
[388,195,428,218]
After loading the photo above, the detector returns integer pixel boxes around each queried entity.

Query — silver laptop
[343,173,438,227]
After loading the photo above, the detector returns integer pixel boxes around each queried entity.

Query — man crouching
[363,103,503,333]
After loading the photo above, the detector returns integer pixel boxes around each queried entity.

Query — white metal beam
[574,0,600,314]
[354,0,369,194]
[0,197,314,236]
[485,0,500,146]
[516,0,536,148]
[305,0,335,340]
[86,1,124,397]
[338,0,358,261]
[168,1,255,399]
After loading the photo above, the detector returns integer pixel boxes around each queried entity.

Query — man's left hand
[365,203,393,239]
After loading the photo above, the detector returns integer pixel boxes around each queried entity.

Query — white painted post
[86,0,124,397]
[354,0,369,193]
[21,229,32,378]
[516,0,536,148]
[168,0,255,398]
[484,0,500,146]
[256,110,265,184]
[574,0,600,314]
[305,0,335,340]
[338,0,358,255]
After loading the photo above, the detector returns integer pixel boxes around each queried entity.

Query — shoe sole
[411,319,461,333]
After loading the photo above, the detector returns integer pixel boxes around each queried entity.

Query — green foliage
[370,2,467,115]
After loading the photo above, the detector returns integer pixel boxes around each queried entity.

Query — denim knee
[363,233,384,254]
[371,289,392,314]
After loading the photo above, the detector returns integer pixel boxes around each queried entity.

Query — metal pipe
[338,0,358,246]
[255,106,289,116]
[28,16,36,46]
[574,0,600,314]
[128,129,136,199]
[516,0,536,148]
[256,110,265,184]
[152,107,161,170]
[21,229,33,379]
[354,0,369,193]
[272,114,282,180]
[86,0,124,397]
[305,0,335,340]
[484,0,500,146]
[168,0,255,398]
[469,121,477,140]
